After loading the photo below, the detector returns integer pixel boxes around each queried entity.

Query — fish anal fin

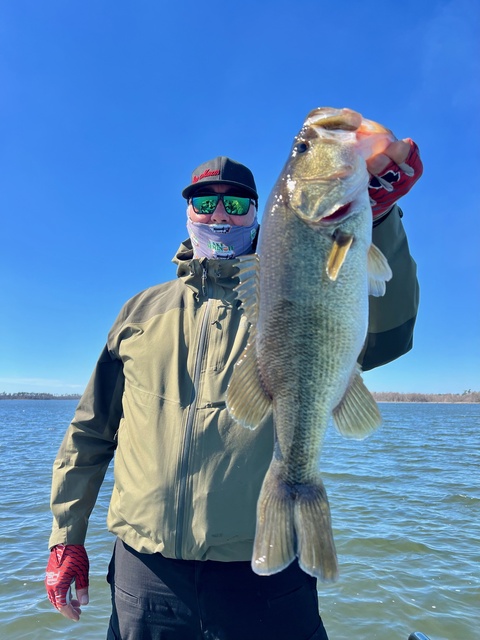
[226,327,272,430]
[333,366,382,439]
[368,243,392,297]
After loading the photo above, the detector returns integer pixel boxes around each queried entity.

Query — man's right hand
[45,544,90,621]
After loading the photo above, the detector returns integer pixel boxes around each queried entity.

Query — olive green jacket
[49,205,419,560]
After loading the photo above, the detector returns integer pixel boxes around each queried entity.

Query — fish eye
[294,141,309,154]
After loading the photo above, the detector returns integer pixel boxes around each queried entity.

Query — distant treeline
[372,391,480,403]
[1,390,479,403]
[0,392,82,400]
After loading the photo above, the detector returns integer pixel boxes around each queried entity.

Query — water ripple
[1,400,479,639]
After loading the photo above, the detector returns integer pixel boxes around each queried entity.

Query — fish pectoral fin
[252,465,339,582]
[367,243,392,297]
[326,231,354,281]
[226,327,272,430]
[333,366,382,439]
[233,254,260,324]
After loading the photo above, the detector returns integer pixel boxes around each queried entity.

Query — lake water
[0,400,478,640]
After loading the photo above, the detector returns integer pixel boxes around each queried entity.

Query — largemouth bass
[227,107,393,581]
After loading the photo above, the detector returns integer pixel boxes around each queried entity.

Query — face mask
[186,218,259,259]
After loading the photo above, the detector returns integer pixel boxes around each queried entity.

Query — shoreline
[1,392,479,404]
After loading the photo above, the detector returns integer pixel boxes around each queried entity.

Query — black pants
[106,539,329,640]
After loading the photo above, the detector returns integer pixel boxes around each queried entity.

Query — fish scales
[227,107,392,581]
[259,218,367,471]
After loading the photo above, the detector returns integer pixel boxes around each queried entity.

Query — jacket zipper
[175,266,212,558]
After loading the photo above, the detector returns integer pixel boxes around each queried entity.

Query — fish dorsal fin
[332,365,382,439]
[367,243,392,297]
[234,254,260,324]
[226,324,272,430]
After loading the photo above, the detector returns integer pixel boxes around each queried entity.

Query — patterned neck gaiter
[186,218,259,259]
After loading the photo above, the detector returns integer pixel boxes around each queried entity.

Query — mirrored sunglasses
[190,193,255,216]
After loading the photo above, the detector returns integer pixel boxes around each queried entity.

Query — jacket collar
[172,238,243,297]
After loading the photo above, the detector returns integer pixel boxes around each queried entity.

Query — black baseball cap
[182,156,258,201]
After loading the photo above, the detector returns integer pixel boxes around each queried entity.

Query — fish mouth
[319,202,353,224]
[297,198,357,226]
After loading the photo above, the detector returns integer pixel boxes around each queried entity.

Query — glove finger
[366,152,395,176]
[58,602,82,621]
[75,586,89,605]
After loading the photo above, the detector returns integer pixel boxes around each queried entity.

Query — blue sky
[1,0,479,395]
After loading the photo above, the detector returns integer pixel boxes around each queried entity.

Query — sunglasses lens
[223,196,251,216]
[191,195,220,214]
[191,194,252,216]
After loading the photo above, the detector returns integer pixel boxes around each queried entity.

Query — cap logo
[193,168,220,183]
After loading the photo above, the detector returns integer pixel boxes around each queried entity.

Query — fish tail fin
[251,464,296,576]
[294,481,339,582]
[333,365,382,439]
[252,464,339,582]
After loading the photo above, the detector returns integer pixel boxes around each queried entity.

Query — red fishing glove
[368,138,423,221]
[45,544,89,610]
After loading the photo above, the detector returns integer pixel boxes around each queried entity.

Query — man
[45,134,422,639]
